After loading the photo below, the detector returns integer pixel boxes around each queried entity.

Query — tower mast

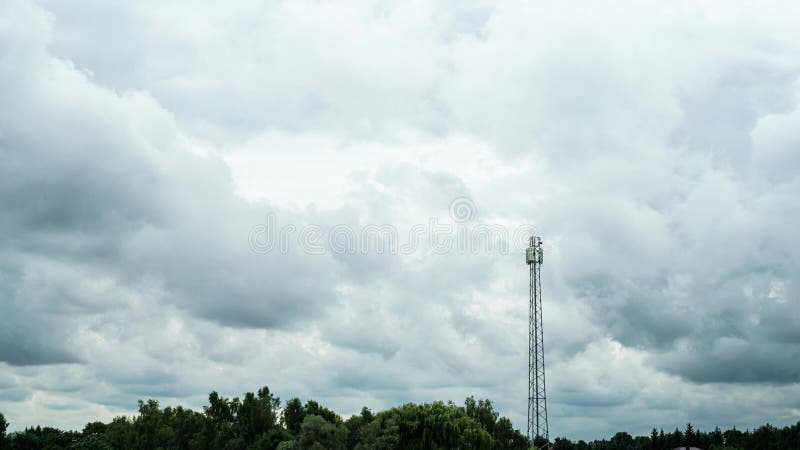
[526,236,548,449]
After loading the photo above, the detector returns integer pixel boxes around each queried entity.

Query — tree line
[550,420,800,450]
[0,385,797,449]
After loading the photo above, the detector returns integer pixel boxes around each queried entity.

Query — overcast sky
[1,0,800,441]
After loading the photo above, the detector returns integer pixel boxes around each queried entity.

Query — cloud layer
[1,0,799,440]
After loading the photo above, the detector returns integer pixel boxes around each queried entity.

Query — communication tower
[526,236,548,449]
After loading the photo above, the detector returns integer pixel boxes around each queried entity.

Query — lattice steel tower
[526,236,548,449]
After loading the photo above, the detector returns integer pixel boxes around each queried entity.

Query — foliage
[0,387,798,450]
[282,399,304,437]
[549,421,800,450]
[1,412,8,448]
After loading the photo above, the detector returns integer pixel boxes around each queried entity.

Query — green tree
[276,441,300,450]
[610,431,634,449]
[723,426,743,448]
[464,397,498,437]
[9,425,78,449]
[249,429,291,450]
[553,436,576,450]
[0,412,7,448]
[635,436,651,449]
[354,415,400,450]
[104,416,134,449]
[389,401,493,450]
[82,421,107,437]
[749,423,779,450]
[709,426,724,447]
[494,417,528,450]
[132,399,172,449]
[650,428,659,450]
[283,398,305,436]
[205,391,237,448]
[345,407,374,449]
[685,422,696,447]
[667,428,683,449]
[70,434,114,450]
[297,414,347,450]
[163,405,207,450]
[235,387,281,445]
[304,400,341,425]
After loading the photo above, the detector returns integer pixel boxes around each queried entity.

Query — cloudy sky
[2,0,800,441]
